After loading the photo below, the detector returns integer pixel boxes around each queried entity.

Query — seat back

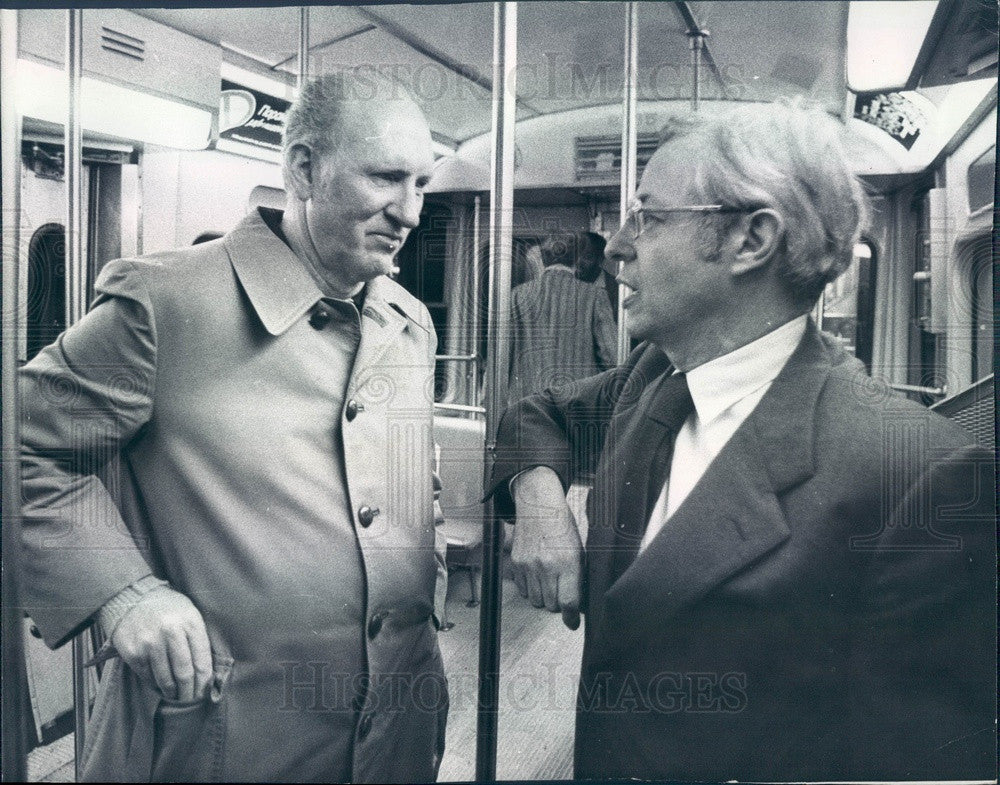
[931,374,995,449]
[434,415,486,547]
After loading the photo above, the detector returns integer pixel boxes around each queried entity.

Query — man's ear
[729,208,784,276]
[283,142,316,201]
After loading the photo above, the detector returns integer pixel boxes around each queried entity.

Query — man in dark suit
[489,103,994,781]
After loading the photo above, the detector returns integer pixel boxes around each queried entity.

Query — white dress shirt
[639,315,807,553]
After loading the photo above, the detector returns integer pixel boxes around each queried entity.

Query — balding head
[283,72,429,160]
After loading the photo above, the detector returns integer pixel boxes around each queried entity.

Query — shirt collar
[685,314,808,425]
[223,207,424,335]
[543,264,575,275]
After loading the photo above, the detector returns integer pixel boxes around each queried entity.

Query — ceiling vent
[574,133,659,183]
[100,26,146,62]
[18,9,220,112]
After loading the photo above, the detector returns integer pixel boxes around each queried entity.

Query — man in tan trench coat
[20,74,448,782]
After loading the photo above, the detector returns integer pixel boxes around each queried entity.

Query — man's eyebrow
[363,166,410,178]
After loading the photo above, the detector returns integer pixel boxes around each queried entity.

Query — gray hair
[657,102,868,307]
[283,71,419,156]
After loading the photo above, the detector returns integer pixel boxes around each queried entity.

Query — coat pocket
[79,654,234,783]
[149,695,223,782]
[148,657,233,783]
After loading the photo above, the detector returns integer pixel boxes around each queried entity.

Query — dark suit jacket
[491,321,995,782]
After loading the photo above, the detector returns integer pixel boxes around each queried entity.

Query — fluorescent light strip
[15,57,212,150]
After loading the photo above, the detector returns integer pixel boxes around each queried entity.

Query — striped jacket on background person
[507,264,617,407]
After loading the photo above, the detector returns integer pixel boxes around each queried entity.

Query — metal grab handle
[434,402,486,415]
[888,382,947,396]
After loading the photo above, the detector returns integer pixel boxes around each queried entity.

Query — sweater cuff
[96,575,170,639]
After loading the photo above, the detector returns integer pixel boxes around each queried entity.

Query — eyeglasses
[624,198,745,240]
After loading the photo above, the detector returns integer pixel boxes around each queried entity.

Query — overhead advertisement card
[219,79,290,151]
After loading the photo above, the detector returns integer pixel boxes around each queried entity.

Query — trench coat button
[309,306,332,330]
[368,611,387,639]
[358,713,374,740]
[29,624,42,639]
[358,506,380,527]
[345,399,362,421]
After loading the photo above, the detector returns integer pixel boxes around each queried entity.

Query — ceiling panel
[134,2,850,142]
[297,25,495,142]
[134,7,304,66]
[690,1,847,107]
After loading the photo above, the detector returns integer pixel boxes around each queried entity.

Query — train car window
[969,238,993,382]
[818,241,877,370]
[967,144,995,213]
[395,201,452,400]
[26,223,66,362]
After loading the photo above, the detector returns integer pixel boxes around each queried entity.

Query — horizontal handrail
[434,402,486,415]
[888,382,946,396]
[435,354,479,363]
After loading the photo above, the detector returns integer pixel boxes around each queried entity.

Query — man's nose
[386,186,423,230]
[604,224,634,278]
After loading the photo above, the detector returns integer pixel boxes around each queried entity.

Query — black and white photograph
[1,1,996,782]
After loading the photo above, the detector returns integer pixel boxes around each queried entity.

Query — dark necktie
[643,372,694,520]
[612,371,694,579]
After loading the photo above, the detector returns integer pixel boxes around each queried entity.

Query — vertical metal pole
[687,29,706,112]
[471,193,482,404]
[65,10,88,779]
[297,6,310,91]
[477,3,517,781]
[1,9,29,783]
[617,1,638,363]
[66,10,85,326]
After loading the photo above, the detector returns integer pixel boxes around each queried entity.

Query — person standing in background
[574,230,618,319]
[507,233,618,407]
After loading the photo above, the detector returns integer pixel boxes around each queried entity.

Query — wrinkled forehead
[333,100,434,166]
[338,99,429,143]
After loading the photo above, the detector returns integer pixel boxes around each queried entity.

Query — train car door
[18,145,92,746]
[18,139,137,746]
[21,143,90,362]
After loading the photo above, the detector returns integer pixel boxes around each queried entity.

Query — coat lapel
[225,209,324,336]
[602,322,840,622]
[347,277,414,394]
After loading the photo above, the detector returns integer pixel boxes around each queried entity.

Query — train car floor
[26,485,590,782]
[26,733,73,782]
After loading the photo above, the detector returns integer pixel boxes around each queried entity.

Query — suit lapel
[592,346,672,537]
[606,428,792,619]
[585,346,672,607]
[602,322,839,622]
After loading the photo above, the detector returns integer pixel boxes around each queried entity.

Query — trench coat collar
[224,209,428,337]
[604,320,842,621]
[224,208,324,336]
